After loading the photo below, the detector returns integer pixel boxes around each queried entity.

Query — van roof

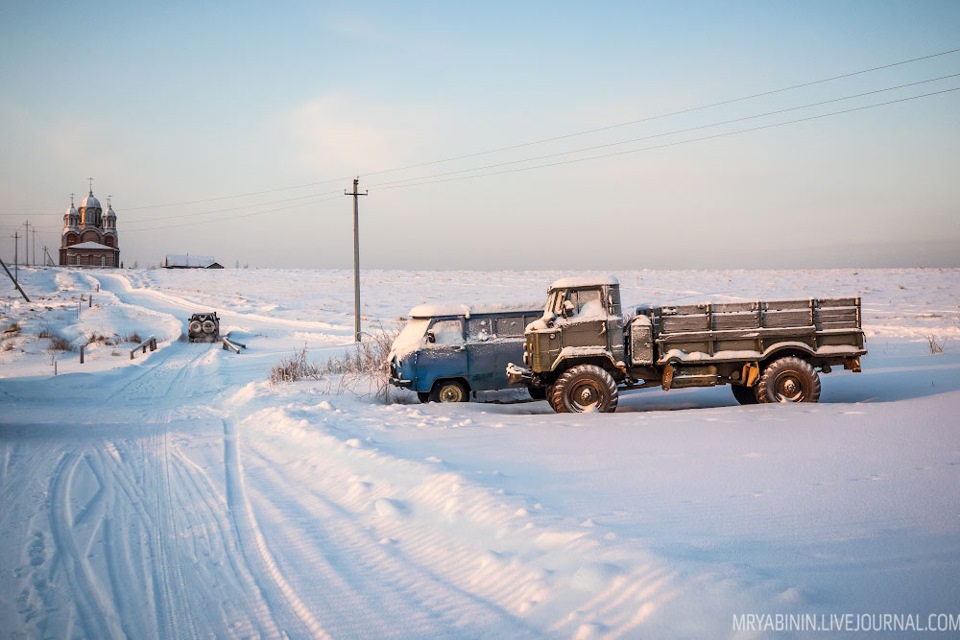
[408,303,541,319]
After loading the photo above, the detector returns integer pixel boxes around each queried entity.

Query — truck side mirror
[562,300,575,318]
[426,330,436,344]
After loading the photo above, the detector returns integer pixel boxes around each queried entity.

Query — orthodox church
[59,186,120,268]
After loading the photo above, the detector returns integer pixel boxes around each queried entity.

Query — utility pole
[12,231,19,282]
[23,221,30,267]
[344,177,368,342]
[31,227,37,267]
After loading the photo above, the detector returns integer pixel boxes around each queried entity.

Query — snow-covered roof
[548,275,620,290]
[69,241,114,250]
[408,303,542,319]
[165,255,218,268]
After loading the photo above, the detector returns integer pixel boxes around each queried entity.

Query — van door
[415,318,468,393]
[466,317,503,391]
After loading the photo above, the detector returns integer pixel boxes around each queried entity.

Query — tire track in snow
[222,418,331,639]
[47,451,124,639]
[243,452,542,638]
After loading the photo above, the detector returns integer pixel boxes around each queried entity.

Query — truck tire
[545,384,558,411]
[528,386,547,401]
[551,365,619,413]
[202,319,216,334]
[757,357,821,403]
[188,320,202,335]
[731,384,759,405]
[430,380,468,403]
[417,392,431,404]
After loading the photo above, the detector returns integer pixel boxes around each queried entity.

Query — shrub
[270,346,323,383]
[47,335,73,352]
[2,322,21,337]
[927,335,945,354]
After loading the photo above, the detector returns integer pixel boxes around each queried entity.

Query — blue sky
[1,1,958,269]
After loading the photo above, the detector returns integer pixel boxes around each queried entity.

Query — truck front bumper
[506,362,535,386]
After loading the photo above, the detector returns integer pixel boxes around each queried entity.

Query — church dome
[65,202,78,217]
[80,191,101,210]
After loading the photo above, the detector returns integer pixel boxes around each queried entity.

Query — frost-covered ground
[1,267,958,639]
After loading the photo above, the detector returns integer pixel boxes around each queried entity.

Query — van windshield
[390,318,431,357]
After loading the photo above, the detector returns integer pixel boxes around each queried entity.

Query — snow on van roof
[548,275,620,290]
[408,303,542,319]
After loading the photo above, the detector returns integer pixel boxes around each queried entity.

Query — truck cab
[521,276,626,381]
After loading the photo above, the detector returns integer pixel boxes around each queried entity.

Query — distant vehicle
[388,304,542,402]
[187,312,220,343]
[507,276,866,413]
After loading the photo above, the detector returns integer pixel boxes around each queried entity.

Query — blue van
[388,304,543,402]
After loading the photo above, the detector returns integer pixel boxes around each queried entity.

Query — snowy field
[1,267,959,639]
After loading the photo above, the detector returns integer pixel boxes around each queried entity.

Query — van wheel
[731,384,759,405]
[430,380,468,403]
[551,365,619,413]
[417,392,430,403]
[757,357,821,403]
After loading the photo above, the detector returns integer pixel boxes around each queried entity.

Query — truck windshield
[550,288,604,319]
[389,318,431,357]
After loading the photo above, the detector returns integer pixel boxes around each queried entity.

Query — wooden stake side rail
[130,336,158,359]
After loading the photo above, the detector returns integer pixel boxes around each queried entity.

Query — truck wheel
[430,380,468,403]
[757,357,821,403]
[731,384,759,405]
[545,385,558,411]
[552,365,619,413]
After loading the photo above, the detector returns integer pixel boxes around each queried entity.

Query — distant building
[59,186,120,268]
[164,255,224,269]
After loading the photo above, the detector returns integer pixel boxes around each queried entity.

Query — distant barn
[164,255,224,269]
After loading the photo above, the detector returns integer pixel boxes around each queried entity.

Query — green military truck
[506,276,866,413]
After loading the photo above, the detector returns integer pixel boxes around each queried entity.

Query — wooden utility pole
[0,258,29,301]
[22,221,30,267]
[12,231,19,282]
[344,177,368,342]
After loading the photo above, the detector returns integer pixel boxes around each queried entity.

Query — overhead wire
[372,86,960,190]
[367,73,960,190]
[96,45,960,212]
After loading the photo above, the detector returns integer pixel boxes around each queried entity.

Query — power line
[76,45,960,213]
[360,46,960,178]
[372,86,960,191]
[120,194,344,233]
[121,189,343,228]
[368,73,960,190]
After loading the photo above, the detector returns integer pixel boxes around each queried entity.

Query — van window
[467,317,492,341]
[495,316,525,337]
[429,319,464,345]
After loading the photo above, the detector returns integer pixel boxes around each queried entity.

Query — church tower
[59,179,121,268]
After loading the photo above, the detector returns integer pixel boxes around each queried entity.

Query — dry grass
[927,335,945,354]
[269,325,399,402]
[269,346,323,383]
[47,335,73,352]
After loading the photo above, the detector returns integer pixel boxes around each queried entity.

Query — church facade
[59,188,120,268]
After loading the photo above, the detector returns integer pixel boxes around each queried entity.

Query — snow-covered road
[2,268,958,638]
